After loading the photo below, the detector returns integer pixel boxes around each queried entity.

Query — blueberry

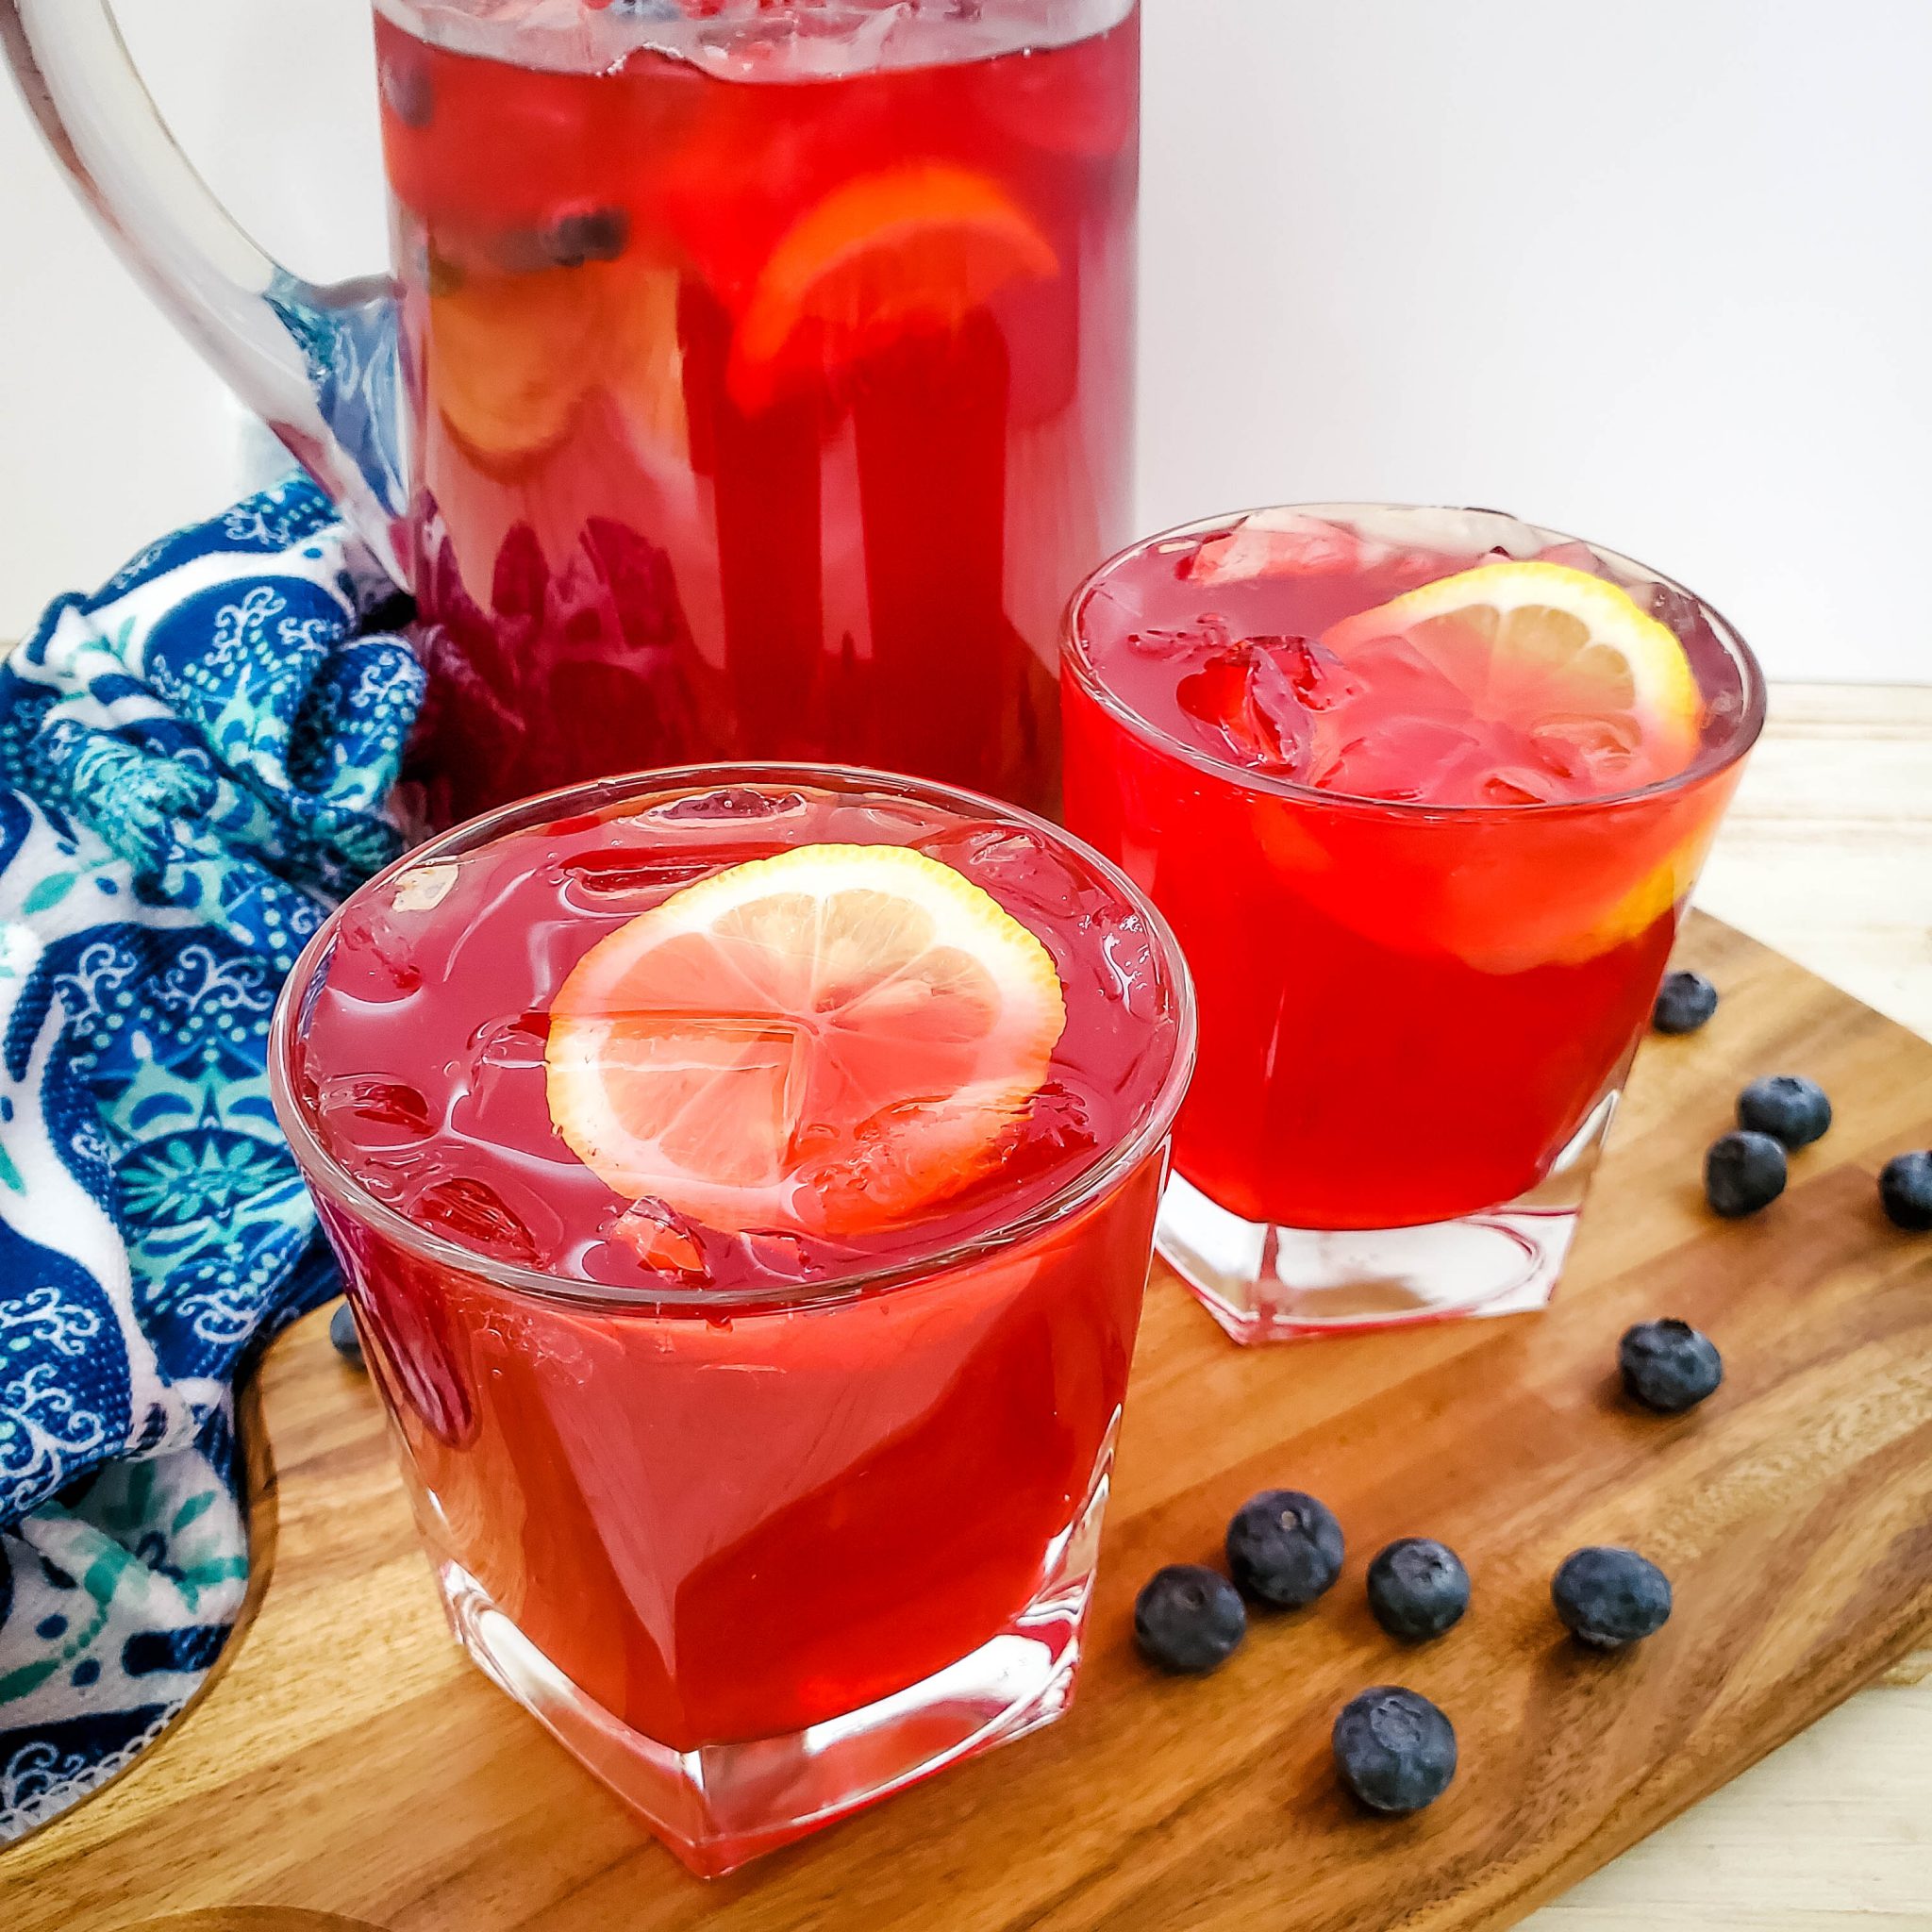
[547,208,631,267]
[1133,1564,1247,1674]
[1737,1075,1832,1150]
[1705,1130,1787,1217]
[1652,970,1719,1035]
[1332,1688,1457,1815]
[1365,1539,1470,1642]
[1552,1546,1673,1648]
[491,208,631,275]
[1619,1319,1724,1414]
[329,1299,365,1370]
[1225,1490,1345,1609]
[1879,1150,1932,1232]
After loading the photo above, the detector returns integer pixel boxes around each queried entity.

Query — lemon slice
[1266,561,1721,967]
[429,262,610,468]
[1323,560,1704,791]
[431,256,690,471]
[544,844,1066,1238]
[727,163,1058,408]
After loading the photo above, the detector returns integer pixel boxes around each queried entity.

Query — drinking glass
[270,762,1193,1872]
[1061,504,1765,1341]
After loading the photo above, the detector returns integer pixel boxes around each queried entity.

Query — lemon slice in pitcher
[727,164,1058,408]
[545,844,1066,1237]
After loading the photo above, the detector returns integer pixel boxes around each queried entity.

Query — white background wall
[1,0,1926,683]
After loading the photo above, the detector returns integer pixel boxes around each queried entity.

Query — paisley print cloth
[0,476,422,1840]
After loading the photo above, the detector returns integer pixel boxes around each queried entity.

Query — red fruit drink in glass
[373,1,1139,824]
[1062,505,1764,1341]
[270,766,1191,1873]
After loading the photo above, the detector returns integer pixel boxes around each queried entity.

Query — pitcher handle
[3,0,408,583]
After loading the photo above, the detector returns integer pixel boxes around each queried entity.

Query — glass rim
[1060,501,1769,820]
[269,760,1198,1317]
[372,0,1138,75]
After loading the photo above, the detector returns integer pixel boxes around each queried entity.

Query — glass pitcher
[4,1,1139,824]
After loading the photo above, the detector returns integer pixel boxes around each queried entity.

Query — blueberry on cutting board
[1332,1688,1458,1815]
[1706,1131,1787,1217]
[1365,1540,1471,1642]
[1652,971,1719,1035]
[1619,1320,1723,1414]
[1879,1151,1932,1231]
[1133,1565,1246,1675]
[1552,1547,1673,1648]
[1225,1491,1345,1608]
[329,1299,365,1370]
[1737,1075,1832,1149]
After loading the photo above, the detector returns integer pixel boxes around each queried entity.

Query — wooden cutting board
[6,912,1931,1932]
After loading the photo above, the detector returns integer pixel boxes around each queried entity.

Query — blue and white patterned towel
[0,476,423,1840]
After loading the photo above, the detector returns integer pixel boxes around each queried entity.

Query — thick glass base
[432,1447,1114,1877]
[1159,1087,1622,1343]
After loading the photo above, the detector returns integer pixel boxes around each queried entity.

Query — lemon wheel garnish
[1324,559,1704,790]
[544,843,1066,1239]
[1303,560,1719,967]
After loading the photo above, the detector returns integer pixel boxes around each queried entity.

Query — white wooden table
[1529,683,1932,1929]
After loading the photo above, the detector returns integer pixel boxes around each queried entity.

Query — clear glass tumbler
[1061,503,1765,1341]
[270,763,1192,1872]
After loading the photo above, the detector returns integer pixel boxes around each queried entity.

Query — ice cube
[924,823,1050,869]
[332,906,423,1000]
[1320,631,1469,716]
[560,850,722,903]
[1341,505,1542,562]
[973,1079,1098,1197]
[399,0,1137,86]
[1315,716,1491,804]
[651,786,808,824]
[1022,1080,1097,1154]
[611,1197,710,1281]
[467,1009,553,1071]
[314,1075,436,1148]
[392,861,459,913]
[1478,765,1572,806]
[838,799,957,847]
[1189,511,1364,588]
[1124,621,1228,661]
[1076,577,1156,641]
[1534,540,1610,576]
[412,1176,541,1266]
[1529,712,1643,782]
[1076,905,1167,1022]
[695,7,902,79]
[1267,635,1357,711]
[1639,578,1717,653]
[920,823,1083,911]
[1176,638,1344,774]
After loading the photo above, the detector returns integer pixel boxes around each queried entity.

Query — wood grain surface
[4,908,1930,1932]
[1530,681,1932,1929]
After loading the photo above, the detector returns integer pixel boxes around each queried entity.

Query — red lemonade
[271,766,1191,1871]
[1063,506,1763,1339]
[374,0,1140,822]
